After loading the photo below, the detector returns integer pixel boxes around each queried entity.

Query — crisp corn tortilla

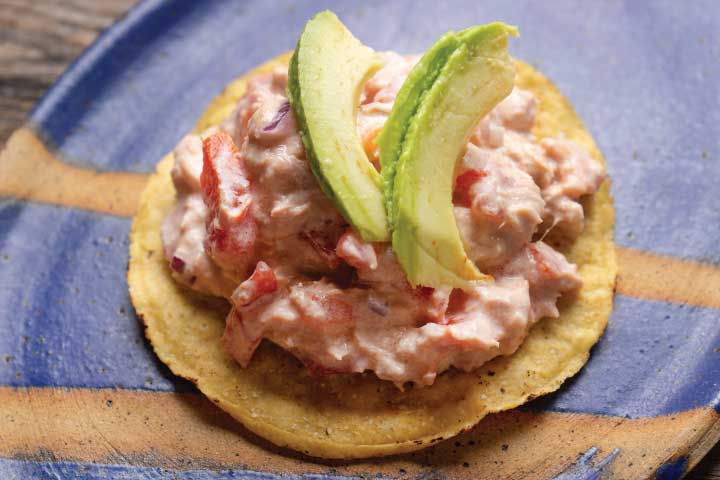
[128,53,616,459]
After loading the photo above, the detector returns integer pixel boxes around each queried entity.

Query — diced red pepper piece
[231,261,278,307]
[453,169,486,208]
[200,132,257,272]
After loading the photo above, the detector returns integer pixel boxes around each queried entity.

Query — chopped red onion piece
[170,256,185,273]
[263,101,290,131]
[368,293,389,316]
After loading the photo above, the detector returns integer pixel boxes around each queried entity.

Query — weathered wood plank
[690,445,720,480]
[0,0,136,143]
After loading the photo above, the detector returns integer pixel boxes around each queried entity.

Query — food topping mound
[161,55,604,387]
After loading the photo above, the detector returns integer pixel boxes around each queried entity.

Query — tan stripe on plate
[0,387,717,479]
[2,128,719,310]
[616,247,720,309]
[0,128,148,217]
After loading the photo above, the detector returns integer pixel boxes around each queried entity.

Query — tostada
[129,11,616,458]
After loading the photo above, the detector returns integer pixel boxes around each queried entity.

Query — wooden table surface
[0,1,718,479]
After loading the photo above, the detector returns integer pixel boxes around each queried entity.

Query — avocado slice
[288,11,388,242]
[377,32,461,226]
[391,23,518,288]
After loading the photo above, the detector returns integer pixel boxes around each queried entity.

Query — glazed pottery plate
[0,1,718,479]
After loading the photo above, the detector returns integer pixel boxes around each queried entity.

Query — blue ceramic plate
[0,1,718,479]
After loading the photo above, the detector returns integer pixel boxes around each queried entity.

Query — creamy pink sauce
[161,53,605,387]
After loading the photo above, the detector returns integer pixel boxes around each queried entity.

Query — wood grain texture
[0,1,718,478]
[0,0,136,143]
[694,447,720,480]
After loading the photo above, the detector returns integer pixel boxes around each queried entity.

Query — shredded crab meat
[160,53,606,386]
[454,144,545,269]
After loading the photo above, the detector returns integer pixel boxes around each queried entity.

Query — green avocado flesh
[388,22,518,289]
[377,32,462,227]
[288,11,388,242]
